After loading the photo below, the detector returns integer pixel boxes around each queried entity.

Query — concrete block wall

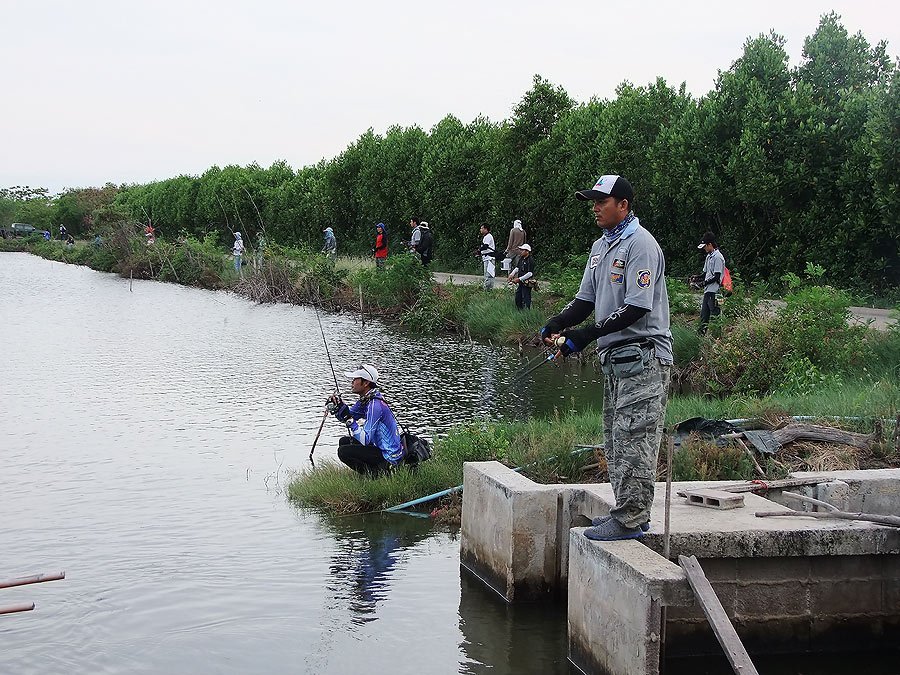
[459,462,561,601]
[568,532,694,675]
[792,469,900,515]
[665,553,900,656]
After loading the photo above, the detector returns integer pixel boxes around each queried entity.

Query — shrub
[160,234,226,287]
[671,440,756,481]
[690,282,876,396]
[350,253,431,309]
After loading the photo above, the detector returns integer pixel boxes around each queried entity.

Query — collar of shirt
[602,212,637,243]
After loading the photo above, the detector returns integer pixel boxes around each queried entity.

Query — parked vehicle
[9,223,36,237]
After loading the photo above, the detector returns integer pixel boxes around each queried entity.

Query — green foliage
[667,278,698,316]
[5,15,900,296]
[158,234,226,287]
[351,253,431,308]
[691,281,876,395]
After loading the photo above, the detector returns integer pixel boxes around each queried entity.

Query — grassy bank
[288,376,900,516]
[0,226,557,344]
[289,275,899,514]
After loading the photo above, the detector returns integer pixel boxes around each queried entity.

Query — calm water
[3,254,897,675]
[0,253,584,674]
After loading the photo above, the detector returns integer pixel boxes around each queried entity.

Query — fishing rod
[509,337,566,384]
[308,294,347,464]
[312,298,341,393]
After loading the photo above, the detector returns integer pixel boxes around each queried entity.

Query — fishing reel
[324,393,343,414]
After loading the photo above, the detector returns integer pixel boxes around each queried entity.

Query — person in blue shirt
[328,364,403,476]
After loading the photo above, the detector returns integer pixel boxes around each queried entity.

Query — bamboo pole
[0,603,34,615]
[0,571,65,590]
[755,492,900,527]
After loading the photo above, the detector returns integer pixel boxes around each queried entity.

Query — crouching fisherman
[327,364,404,476]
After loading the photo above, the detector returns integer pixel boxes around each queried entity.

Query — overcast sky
[3,1,898,194]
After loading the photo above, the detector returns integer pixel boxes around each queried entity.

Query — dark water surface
[1,253,586,674]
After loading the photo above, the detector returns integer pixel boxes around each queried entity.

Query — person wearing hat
[414,221,434,267]
[327,364,403,476]
[508,243,535,310]
[504,219,527,277]
[540,174,672,542]
[373,223,388,269]
[321,227,337,259]
[695,231,725,333]
[232,232,244,273]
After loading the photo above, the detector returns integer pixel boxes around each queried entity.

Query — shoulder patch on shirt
[590,254,601,269]
[610,272,624,284]
[637,269,652,288]
[612,258,626,269]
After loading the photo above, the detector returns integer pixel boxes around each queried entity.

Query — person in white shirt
[232,232,245,273]
[477,225,496,290]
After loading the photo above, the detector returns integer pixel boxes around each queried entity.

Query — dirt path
[431,272,897,330]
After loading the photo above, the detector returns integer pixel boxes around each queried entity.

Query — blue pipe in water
[382,448,596,513]
[382,414,896,515]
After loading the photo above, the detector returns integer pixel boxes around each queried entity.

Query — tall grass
[289,376,899,513]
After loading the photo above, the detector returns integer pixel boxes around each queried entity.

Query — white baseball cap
[343,364,380,385]
[518,243,532,251]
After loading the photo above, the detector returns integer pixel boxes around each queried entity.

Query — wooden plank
[679,555,759,675]
[676,477,830,498]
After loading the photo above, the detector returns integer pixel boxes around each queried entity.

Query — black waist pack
[402,432,433,465]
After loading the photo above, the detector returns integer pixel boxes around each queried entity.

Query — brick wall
[665,554,900,656]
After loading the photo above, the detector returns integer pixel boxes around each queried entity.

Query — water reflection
[0,253,588,674]
[458,570,572,675]
[317,512,434,626]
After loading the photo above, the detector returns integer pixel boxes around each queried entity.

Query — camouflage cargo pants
[603,356,671,528]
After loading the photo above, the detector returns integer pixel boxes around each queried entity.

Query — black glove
[540,319,561,340]
[558,327,595,356]
[332,403,351,423]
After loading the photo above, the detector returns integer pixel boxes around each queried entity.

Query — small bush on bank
[667,278,697,317]
[671,439,757,482]
[159,234,226,287]
[350,253,431,308]
[688,282,880,396]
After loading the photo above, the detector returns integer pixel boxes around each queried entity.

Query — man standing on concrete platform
[541,174,672,542]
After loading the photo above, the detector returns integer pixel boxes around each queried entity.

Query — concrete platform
[460,462,900,675]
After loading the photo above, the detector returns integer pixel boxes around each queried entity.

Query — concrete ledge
[792,469,900,516]
[571,534,694,607]
[568,529,693,675]
[460,461,561,602]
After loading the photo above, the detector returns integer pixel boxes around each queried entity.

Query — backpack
[721,267,733,296]
[401,432,432,466]
[417,228,434,258]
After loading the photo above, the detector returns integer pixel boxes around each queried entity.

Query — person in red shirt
[373,222,388,269]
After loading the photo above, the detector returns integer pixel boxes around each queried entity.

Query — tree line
[4,14,898,292]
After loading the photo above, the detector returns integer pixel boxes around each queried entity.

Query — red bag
[721,267,733,295]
